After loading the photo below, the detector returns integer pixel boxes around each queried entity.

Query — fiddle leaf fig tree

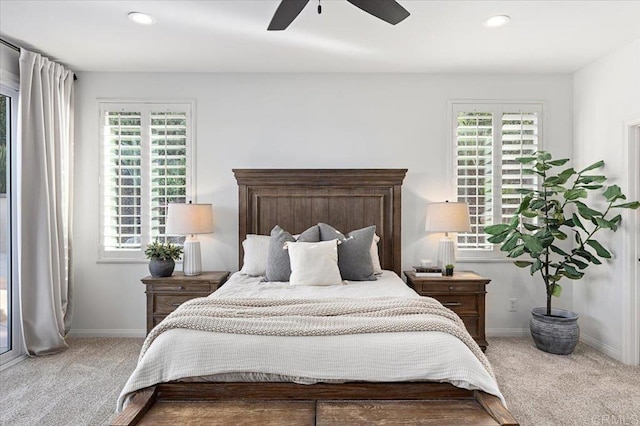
[485,151,639,316]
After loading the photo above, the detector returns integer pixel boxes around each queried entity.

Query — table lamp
[425,201,471,268]
[166,202,214,276]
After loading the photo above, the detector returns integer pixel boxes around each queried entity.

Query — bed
[113,169,518,426]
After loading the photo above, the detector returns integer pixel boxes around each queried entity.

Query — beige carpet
[485,338,640,426]
[0,338,142,426]
[1,337,638,425]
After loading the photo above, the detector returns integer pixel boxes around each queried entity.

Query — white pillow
[239,234,270,276]
[288,240,343,286]
[371,234,383,275]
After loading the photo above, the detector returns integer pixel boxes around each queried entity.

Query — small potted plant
[145,240,183,277]
[485,151,639,355]
[445,264,454,276]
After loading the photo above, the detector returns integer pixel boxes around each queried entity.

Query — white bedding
[117,271,504,411]
[213,270,420,300]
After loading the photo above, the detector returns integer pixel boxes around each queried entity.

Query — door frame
[0,78,25,369]
[622,116,640,365]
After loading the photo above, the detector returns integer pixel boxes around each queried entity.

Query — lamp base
[437,236,456,269]
[183,237,202,276]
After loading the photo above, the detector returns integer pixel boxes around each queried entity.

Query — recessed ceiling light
[483,15,511,28]
[128,12,156,25]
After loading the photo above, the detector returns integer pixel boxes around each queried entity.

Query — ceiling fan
[268,0,410,31]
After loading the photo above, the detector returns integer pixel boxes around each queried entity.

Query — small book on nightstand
[412,266,443,277]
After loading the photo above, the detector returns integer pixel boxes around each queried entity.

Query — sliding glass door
[0,83,20,364]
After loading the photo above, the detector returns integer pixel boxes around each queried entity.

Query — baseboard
[0,354,28,371]
[580,333,623,361]
[68,329,146,338]
[486,328,530,337]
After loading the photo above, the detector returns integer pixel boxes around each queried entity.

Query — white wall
[71,73,573,336]
[573,38,640,360]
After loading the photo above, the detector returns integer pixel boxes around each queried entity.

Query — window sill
[456,257,516,264]
[97,259,185,264]
[96,258,148,264]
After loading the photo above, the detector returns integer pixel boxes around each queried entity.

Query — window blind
[102,111,143,251]
[452,103,542,256]
[100,102,192,259]
[150,111,188,244]
[500,111,539,222]
[455,112,494,250]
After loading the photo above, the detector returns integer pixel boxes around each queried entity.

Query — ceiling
[1,1,639,73]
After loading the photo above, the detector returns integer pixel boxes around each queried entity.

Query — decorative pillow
[371,234,383,275]
[288,240,342,286]
[266,225,320,282]
[318,223,377,281]
[239,234,270,276]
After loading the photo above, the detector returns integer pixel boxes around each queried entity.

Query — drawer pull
[442,302,462,307]
[171,303,182,307]
[177,286,185,290]
[449,286,454,290]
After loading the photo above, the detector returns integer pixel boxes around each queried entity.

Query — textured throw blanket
[141,297,494,379]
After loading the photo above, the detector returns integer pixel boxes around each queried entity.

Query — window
[452,102,542,258]
[99,102,193,260]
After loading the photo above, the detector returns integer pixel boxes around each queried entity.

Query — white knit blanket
[140,297,494,379]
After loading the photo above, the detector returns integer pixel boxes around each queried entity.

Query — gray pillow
[265,225,320,282]
[318,223,377,281]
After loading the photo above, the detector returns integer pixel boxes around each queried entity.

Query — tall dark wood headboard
[233,169,407,275]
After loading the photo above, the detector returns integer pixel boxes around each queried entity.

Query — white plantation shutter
[500,111,540,222]
[452,102,542,257]
[100,102,193,260]
[150,110,189,244]
[102,110,143,251]
[455,111,494,250]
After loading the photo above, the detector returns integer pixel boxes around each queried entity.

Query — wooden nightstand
[141,271,230,334]
[404,271,490,351]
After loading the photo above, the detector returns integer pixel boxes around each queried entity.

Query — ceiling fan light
[483,15,511,28]
[128,12,156,25]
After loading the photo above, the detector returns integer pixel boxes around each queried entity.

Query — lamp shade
[166,203,214,235]
[425,201,471,233]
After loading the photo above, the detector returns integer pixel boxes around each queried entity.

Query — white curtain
[18,49,74,355]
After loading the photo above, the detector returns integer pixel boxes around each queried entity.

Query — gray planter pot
[530,307,579,355]
[149,258,175,278]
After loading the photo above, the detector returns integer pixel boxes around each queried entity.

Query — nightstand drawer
[154,294,202,314]
[417,282,484,293]
[459,316,480,338]
[434,295,478,314]
[147,282,215,293]
[152,315,167,329]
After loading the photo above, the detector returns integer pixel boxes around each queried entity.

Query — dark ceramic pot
[530,307,579,355]
[149,258,175,278]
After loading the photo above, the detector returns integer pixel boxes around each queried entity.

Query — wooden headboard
[233,169,407,275]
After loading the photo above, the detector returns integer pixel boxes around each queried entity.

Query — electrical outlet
[509,298,518,312]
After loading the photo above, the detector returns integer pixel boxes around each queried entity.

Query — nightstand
[404,271,490,351]
[141,271,230,334]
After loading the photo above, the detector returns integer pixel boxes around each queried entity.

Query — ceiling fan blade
[268,0,310,30]
[345,0,410,25]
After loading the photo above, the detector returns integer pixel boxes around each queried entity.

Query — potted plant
[485,151,639,355]
[445,264,454,276]
[145,240,183,277]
